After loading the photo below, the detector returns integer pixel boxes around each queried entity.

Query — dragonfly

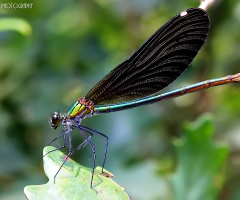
[45,8,240,191]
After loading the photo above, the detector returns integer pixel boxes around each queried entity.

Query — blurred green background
[0,0,240,199]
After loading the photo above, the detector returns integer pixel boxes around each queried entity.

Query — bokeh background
[1,0,240,199]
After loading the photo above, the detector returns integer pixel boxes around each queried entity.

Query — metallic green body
[94,73,240,115]
[63,73,240,119]
[66,100,91,119]
[67,101,79,117]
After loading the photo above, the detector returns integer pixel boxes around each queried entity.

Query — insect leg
[53,125,73,183]
[80,125,108,174]
[70,125,93,156]
[43,130,67,157]
[77,125,97,192]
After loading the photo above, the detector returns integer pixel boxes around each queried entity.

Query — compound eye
[50,112,61,129]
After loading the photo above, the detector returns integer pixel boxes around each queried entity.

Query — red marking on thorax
[79,97,95,113]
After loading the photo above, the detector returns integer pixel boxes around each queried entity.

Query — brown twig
[199,0,216,11]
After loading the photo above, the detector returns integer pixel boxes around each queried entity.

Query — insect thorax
[66,97,94,120]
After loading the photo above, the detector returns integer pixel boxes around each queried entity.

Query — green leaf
[24,146,129,200]
[170,114,229,200]
[0,18,32,36]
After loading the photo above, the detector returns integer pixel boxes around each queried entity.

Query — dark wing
[85,8,210,105]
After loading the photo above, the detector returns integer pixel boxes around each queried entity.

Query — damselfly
[45,8,240,191]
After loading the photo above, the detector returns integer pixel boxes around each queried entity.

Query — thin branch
[199,0,216,11]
